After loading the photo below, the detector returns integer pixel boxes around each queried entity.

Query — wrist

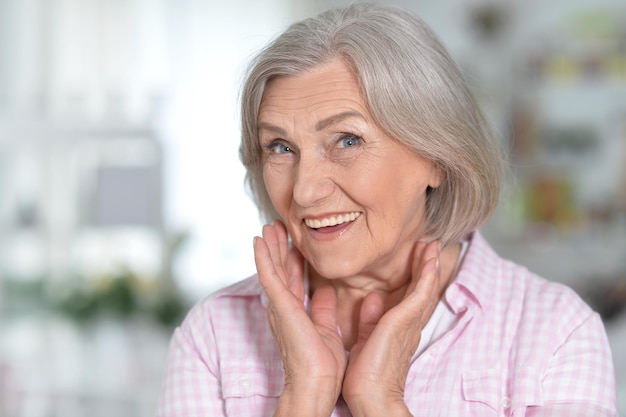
[274,382,338,417]
[345,395,412,417]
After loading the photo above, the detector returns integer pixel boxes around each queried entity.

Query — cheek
[362,167,424,207]
[368,168,431,229]
[263,166,292,214]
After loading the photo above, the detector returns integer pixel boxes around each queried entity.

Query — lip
[302,211,361,241]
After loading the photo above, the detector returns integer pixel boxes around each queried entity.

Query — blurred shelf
[0,313,171,417]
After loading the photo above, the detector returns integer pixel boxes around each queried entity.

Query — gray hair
[239,3,502,245]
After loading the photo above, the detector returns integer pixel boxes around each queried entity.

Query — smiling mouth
[304,212,361,229]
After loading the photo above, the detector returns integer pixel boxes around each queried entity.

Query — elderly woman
[157,4,617,417]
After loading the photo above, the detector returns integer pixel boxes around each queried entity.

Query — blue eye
[339,134,361,148]
[268,142,292,154]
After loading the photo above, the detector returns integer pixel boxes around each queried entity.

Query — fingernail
[253,236,258,249]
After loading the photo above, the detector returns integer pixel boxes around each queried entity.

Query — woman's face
[258,59,441,279]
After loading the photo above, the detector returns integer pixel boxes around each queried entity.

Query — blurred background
[0,0,624,415]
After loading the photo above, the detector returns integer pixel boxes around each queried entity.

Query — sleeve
[156,300,226,417]
[522,312,618,417]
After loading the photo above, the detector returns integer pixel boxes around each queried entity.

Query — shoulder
[205,274,263,302]
[171,275,265,347]
[458,232,597,340]
[183,274,265,329]
[169,274,272,364]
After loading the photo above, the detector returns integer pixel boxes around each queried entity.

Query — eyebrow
[315,111,365,131]
[257,111,365,136]
[257,122,288,137]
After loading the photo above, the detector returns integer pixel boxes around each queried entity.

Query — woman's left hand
[342,240,441,417]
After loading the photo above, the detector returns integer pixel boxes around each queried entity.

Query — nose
[292,151,335,208]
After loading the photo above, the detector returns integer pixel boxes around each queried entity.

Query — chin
[307,258,363,281]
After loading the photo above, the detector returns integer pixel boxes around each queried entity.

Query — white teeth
[304,212,361,229]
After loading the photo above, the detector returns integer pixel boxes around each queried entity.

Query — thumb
[353,292,385,350]
[310,285,339,332]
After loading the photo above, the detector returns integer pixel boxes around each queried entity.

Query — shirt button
[240,377,250,391]
[502,396,511,409]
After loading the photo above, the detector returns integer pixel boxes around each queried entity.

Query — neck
[308,241,461,350]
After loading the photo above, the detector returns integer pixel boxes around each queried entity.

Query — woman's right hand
[254,221,346,417]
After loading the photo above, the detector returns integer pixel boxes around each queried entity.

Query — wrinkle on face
[258,59,439,289]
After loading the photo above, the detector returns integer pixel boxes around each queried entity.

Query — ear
[427,164,443,189]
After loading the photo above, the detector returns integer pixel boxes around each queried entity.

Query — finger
[404,244,441,324]
[261,224,280,262]
[415,241,441,296]
[404,240,429,294]
[414,256,439,296]
[254,236,294,305]
[273,220,306,301]
[286,245,305,300]
[273,219,290,267]
[254,236,280,292]
[420,240,441,266]
[406,240,440,297]
[380,241,439,332]
[262,224,288,283]
[310,285,339,333]
[355,292,385,348]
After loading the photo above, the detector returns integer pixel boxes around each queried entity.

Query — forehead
[258,60,370,121]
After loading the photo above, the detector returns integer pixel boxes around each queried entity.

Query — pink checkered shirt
[157,232,618,416]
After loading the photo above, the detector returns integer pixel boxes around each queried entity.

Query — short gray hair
[239,3,502,245]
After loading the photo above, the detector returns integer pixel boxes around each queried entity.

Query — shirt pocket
[221,359,284,398]
[508,366,543,410]
[221,359,284,416]
[462,368,502,413]
[462,367,543,415]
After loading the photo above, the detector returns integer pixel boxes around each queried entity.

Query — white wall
[1,0,624,297]
[158,0,321,295]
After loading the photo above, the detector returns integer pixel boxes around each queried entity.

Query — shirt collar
[215,274,265,301]
[246,230,501,314]
[445,231,501,313]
